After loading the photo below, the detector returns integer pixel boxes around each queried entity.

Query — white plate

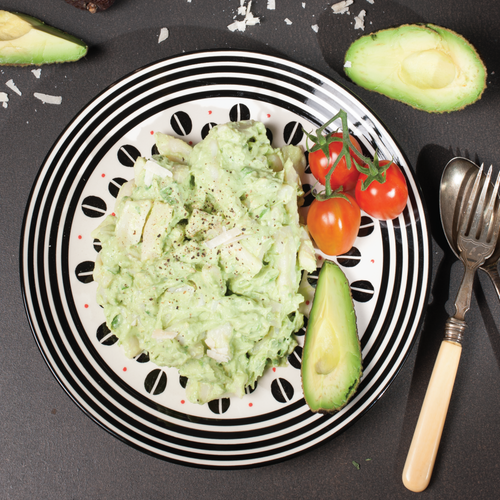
[21,51,431,468]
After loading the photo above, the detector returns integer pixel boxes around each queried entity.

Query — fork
[403,165,500,492]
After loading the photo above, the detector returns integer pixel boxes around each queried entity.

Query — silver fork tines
[458,166,500,268]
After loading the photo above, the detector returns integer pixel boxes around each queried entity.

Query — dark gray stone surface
[1,1,499,498]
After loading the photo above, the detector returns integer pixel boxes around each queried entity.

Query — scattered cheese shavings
[143,159,173,186]
[0,91,8,108]
[332,0,353,14]
[366,0,374,4]
[152,329,179,340]
[228,0,260,32]
[158,27,169,43]
[6,79,22,96]
[344,60,352,67]
[205,227,248,249]
[311,24,319,32]
[302,2,306,7]
[34,92,62,105]
[31,69,42,79]
[284,18,292,25]
[354,10,366,30]
[267,0,276,10]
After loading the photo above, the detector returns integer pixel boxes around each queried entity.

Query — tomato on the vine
[355,160,408,220]
[307,194,361,256]
[309,133,363,192]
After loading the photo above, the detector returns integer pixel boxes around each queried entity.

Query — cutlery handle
[402,339,462,492]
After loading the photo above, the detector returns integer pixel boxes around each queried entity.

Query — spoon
[440,157,500,299]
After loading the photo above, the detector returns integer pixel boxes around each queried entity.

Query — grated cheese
[284,18,292,25]
[332,0,353,14]
[267,0,275,9]
[6,79,21,96]
[158,27,169,43]
[354,9,366,30]
[228,0,260,32]
[344,60,352,67]
[311,24,319,32]
[34,92,62,105]
[0,91,8,108]
[31,69,42,79]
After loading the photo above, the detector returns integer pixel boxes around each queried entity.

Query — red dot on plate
[272,367,276,372]
[249,402,253,407]
[84,304,89,308]
[266,113,271,118]
[181,400,185,404]
[111,212,116,217]
[150,130,154,135]
[101,173,105,178]
[123,367,127,372]
[208,110,213,115]
[371,259,375,264]
[78,235,82,240]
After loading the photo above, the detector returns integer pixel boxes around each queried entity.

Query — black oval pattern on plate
[358,216,375,237]
[171,111,192,136]
[75,261,95,284]
[93,239,102,253]
[179,375,188,389]
[337,247,361,268]
[208,398,231,414]
[295,316,308,337]
[117,145,141,167]
[301,184,316,208]
[351,280,375,303]
[108,177,127,198]
[81,195,107,218]
[229,103,250,122]
[288,346,302,369]
[306,268,320,288]
[96,322,118,346]
[151,144,159,156]
[144,369,167,395]
[266,127,273,145]
[201,122,217,139]
[271,378,294,403]
[245,381,258,395]
[283,121,304,145]
[134,352,150,363]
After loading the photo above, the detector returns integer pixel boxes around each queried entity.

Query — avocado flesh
[344,24,487,113]
[0,11,87,66]
[301,261,362,413]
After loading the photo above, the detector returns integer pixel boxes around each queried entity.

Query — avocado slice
[301,261,362,413]
[344,24,487,113]
[0,11,87,66]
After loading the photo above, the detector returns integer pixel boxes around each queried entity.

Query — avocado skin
[0,11,87,66]
[344,24,487,113]
[301,261,362,414]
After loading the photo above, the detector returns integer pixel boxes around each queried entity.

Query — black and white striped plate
[21,51,431,468]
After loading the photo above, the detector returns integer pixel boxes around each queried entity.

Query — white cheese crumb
[284,18,292,25]
[6,79,22,96]
[0,91,8,108]
[332,0,353,14]
[34,92,62,105]
[267,0,276,10]
[344,60,352,67]
[366,0,374,3]
[302,2,306,7]
[158,27,169,43]
[311,24,319,32]
[354,10,366,30]
[228,0,260,32]
[31,69,42,79]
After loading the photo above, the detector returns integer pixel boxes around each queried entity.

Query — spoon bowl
[440,157,500,297]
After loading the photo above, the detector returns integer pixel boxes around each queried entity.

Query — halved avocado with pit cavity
[0,10,87,66]
[301,261,362,413]
[344,24,487,113]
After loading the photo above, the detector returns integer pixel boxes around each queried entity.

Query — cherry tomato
[354,160,408,220]
[309,133,364,192]
[307,194,361,256]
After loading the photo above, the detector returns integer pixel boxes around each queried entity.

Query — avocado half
[0,10,87,66]
[344,24,487,113]
[301,261,362,413]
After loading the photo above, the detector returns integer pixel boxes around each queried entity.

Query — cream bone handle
[402,338,462,492]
